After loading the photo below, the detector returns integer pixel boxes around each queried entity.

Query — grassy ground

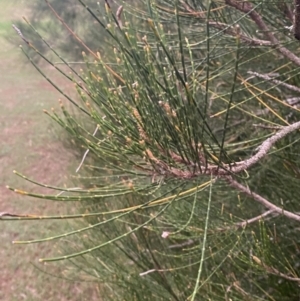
[0,1,97,300]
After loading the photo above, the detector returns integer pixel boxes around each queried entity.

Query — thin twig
[168,239,195,249]
[252,124,283,130]
[136,118,284,178]
[213,209,276,233]
[116,6,124,29]
[12,24,29,44]
[225,176,300,222]
[252,255,300,282]
[0,212,17,217]
[189,121,300,176]
[233,209,276,228]
[247,71,300,94]
[225,0,300,66]
[226,120,300,174]
[0,212,39,219]
[76,125,99,173]
[145,121,300,179]
[140,268,167,276]
[56,187,82,196]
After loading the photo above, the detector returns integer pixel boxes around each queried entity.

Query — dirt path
[0,1,72,205]
[0,2,97,300]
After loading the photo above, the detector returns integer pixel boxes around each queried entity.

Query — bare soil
[0,2,98,300]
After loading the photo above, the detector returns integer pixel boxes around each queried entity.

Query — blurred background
[0,1,97,300]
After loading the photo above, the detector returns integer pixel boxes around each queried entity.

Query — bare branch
[0,212,15,217]
[12,24,29,45]
[247,71,300,94]
[213,209,276,233]
[252,124,283,130]
[227,120,300,174]
[168,239,194,249]
[232,209,276,228]
[76,125,99,173]
[145,121,300,180]
[225,176,300,222]
[116,6,124,29]
[225,0,300,66]
[0,212,36,219]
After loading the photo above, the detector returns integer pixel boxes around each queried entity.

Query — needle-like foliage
[3,0,300,300]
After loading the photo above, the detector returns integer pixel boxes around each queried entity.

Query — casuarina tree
[2,0,300,300]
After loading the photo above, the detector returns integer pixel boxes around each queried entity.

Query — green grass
[0,1,97,300]
[0,21,11,34]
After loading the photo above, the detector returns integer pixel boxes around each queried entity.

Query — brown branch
[226,120,300,174]
[213,209,276,233]
[0,212,36,219]
[144,120,300,180]
[232,209,276,228]
[247,71,300,94]
[252,124,283,130]
[12,24,29,44]
[225,0,300,66]
[180,1,271,46]
[184,121,300,176]
[116,6,124,29]
[225,176,300,222]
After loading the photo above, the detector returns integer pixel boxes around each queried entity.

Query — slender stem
[225,176,300,222]
[189,175,213,300]
[225,0,300,66]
